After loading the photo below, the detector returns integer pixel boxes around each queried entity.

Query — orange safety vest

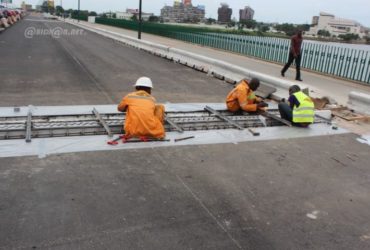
[226,80,257,112]
[118,90,165,138]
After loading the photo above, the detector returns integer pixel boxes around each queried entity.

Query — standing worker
[117,77,165,139]
[226,78,268,113]
[281,30,303,81]
[278,85,315,127]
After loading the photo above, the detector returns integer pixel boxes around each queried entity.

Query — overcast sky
[10,0,370,26]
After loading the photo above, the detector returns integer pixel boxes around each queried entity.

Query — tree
[240,19,257,29]
[258,25,269,33]
[227,21,236,28]
[296,24,310,32]
[365,36,370,44]
[338,33,359,42]
[55,5,64,16]
[205,18,216,25]
[317,29,331,37]
[148,15,159,22]
[71,9,89,20]
[112,13,117,18]
[275,23,296,36]
[89,11,97,16]
[41,1,48,13]
[130,15,137,21]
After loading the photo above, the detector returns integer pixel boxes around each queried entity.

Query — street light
[78,0,80,22]
[138,0,142,39]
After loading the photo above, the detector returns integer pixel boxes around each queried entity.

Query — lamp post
[138,0,142,39]
[78,0,80,22]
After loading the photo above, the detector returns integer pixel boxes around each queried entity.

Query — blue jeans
[278,102,293,122]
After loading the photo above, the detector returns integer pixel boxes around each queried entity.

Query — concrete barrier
[88,16,96,23]
[348,92,370,115]
[64,20,369,112]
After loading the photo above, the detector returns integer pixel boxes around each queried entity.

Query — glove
[257,102,268,108]
[258,107,268,112]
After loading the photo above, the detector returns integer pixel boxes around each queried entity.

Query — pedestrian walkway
[66,19,370,105]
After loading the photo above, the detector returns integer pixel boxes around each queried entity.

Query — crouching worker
[278,85,314,127]
[226,78,268,113]
[117,77,165,139]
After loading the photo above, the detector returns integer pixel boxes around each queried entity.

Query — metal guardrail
[95,18,370,85]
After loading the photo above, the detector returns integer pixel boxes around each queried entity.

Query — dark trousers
[278,102,293,122]
[278,102,310,127]
[281,52,301,80]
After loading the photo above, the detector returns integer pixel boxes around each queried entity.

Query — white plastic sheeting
[0,124,347,158]
[357,134,370,147]
[0,103,228,118]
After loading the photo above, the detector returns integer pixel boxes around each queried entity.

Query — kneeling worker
[118,77,165,139]
[278,85,314,127]
[226,78,268,113]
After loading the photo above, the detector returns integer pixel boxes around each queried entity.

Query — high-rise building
[218,3,232,24]
[183,0,192,6]
[47,0,54,8]
[239,6,254,22]
[161,1,205,23]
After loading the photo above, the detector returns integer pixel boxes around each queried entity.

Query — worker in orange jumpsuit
[226,78,268,113]
[117,77,165,139]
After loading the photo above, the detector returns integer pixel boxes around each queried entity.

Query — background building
[116,8,154,21]
[183,0,192,6]
[161,0,205,23]
[239,6,254,22]
[21,1,32,11]
[307,12,367,38]
[217,3,232,24]
[47,0,54,8]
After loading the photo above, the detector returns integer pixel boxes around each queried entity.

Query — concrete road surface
[1,16,370,250]
[0,16,230,106]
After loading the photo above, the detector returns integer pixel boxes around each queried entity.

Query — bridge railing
[95,18,370,85]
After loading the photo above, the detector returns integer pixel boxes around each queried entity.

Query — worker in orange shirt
[117,77,165,139]
[226,78,268,113]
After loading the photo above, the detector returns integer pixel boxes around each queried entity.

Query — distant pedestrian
[281,30,303,81]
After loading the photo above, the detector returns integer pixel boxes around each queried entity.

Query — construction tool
[259,111,292,127]
[174,136,195,142]
[108,135,170,145]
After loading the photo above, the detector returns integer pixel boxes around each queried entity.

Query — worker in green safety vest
[278,85,315,127]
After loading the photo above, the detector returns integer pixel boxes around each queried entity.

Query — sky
[9,0,370,27]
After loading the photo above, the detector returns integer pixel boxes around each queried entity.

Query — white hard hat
[134,77,153,89]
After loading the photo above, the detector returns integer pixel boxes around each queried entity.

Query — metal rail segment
[0,107,326,141]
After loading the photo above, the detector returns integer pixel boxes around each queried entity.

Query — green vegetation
[70,10,89,21]
[148,15,160,22]
[365,36,370,44]
[275,23,310,36]
[317,29,331,37]
[338,33,359,42]
[55,5,64,16]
